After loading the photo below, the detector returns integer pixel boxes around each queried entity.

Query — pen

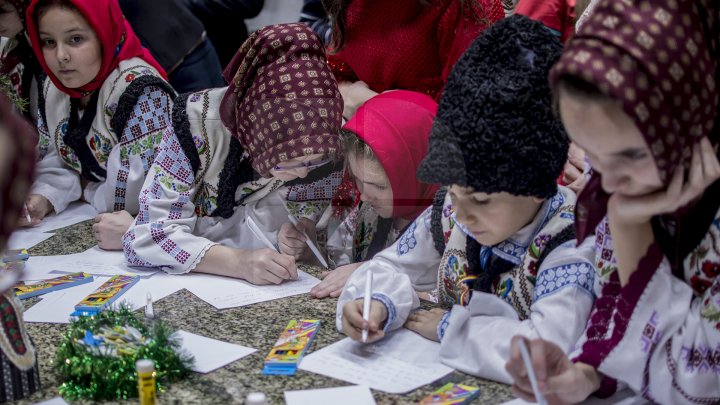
[361,270,373,342]
[246,217,279,252]
[518,339,548,405]
[287,214,329,268]
[24,203,31,224]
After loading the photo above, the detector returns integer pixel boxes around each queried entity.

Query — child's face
[559,91,663,197]
[448,185,543,246]
[38,6,102,89]
[0,2,22,38]
[269,153,328,181]
[348,154,394,218]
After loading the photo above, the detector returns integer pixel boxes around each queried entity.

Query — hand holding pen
[245,216,298,283]
[340,270,388,343]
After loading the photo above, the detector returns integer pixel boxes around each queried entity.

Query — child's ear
[531,196,545,204]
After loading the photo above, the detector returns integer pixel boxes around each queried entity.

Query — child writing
[278,90,439,298]
[337,15,598,383]
[123,23,345,285]
[20,0,174,232]
[505,0,720,403]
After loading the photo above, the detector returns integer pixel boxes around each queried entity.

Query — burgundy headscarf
[219,23,344,177]
[0,92,36,251]
[25,0,166,98]
[550,0,720,252]
[343,90,440,220]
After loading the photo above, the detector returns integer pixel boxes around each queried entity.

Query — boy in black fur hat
[335,15,600,383]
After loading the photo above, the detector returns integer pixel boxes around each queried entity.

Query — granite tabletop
[15,221,515,405]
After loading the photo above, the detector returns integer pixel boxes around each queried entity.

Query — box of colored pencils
[72,275,139,315]
[262,319,320,375]
[13,272,94,299]
[419,383,481,404]
[2,249,29,263]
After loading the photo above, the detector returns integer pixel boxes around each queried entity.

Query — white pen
[246,216,279,252]
[287,214,329,268]
[518,339,549,405]
[361,270,373,342]
[23,203,31,224]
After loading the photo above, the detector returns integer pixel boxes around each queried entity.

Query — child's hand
[341,298,388,343]
[338,81,378,119]
[240,248,298,285]
[93,210,133,250]
[311,262,362,298]
[277,218,316,261]
[20,194,52,226]
[404,308,446,342]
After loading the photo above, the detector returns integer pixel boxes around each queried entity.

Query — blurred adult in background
[119,0,225,93]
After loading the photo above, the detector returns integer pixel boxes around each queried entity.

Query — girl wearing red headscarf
[506,0,720,403]
[277,91,439,299]
[19,0,175,235]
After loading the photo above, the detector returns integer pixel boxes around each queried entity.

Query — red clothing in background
[327,0,504,100]
[515,0,576,42]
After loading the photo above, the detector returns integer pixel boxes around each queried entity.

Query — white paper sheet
[284,386,376,405]
[299,329,454,394]
[26,202,97,233]
[33,397,70,405]
[6,231,55,250]
[22,273,182,323]
[37,246,158,278]
[173,330,257,373]
[176,271,320,309]
[500,389,645,405]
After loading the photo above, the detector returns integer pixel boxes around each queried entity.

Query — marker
[361,270,373,342]
[247,216,279,252]
[23,203,31,224]
[145,292,154,319]
[287,214,329,268]
[518,339,548,405]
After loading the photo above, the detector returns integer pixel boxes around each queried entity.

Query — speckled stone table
[15,221,515,404]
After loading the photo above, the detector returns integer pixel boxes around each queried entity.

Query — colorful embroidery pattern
[640,311,661,354]
[533,262,595,301]
[396,220,418,256]
[680,343,720,374]
[54,120,81,172]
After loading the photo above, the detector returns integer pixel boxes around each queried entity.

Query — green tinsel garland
[54,306,193,401]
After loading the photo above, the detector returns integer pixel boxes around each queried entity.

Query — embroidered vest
[39,58,174,184]
[430,186,577,319]
[173,88,344,219]
[350,203,401,262]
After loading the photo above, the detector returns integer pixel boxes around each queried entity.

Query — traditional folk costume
[326,91,438,268]
[25,0,174,215]
[0,0,45,123]
[123,24,344,274]
[551,1,720,402]
[326,0,504,101]
[0,93,40,402]
[337,16,599,384]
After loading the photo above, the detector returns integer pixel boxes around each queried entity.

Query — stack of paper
[299,329,454,394]
[175,271,320,309]
[8,202,97,250]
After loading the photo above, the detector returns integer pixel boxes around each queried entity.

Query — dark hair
[34,0,77,20]
[322,0,492,52]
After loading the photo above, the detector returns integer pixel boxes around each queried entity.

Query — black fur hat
[417,15,568,199]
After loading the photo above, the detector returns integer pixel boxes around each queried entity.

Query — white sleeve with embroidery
[30,128,82,215]
[438,237,597,384]
[336,207,441,332]
[596,256,720,404]
[326,206,359,268]
[84,85,173,215]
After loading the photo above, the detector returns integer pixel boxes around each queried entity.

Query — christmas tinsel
[54,306,193,401]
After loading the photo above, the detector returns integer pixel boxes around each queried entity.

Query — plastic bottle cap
[136,359,155,373]
[245,392,267,405]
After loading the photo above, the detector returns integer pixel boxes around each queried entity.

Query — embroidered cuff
[368,293,396,332]
[436,310,451,341]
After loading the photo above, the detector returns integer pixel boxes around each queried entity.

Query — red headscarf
[343,90,440,219]
[0,93,36,251]
[550,0,720,253]
[25,0,166,98]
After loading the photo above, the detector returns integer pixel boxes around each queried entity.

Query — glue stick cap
[136,359,154,373]
[245,392,267,405]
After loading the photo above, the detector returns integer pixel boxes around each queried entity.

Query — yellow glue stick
[136,359,156,405]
